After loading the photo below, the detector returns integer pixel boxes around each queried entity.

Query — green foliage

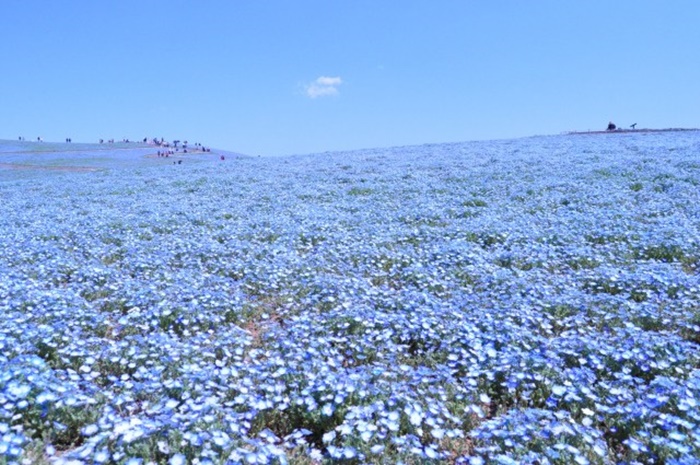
[635,244,686,262]
[348,187,374,196]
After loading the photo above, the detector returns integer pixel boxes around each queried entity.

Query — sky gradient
[2,1,698,156]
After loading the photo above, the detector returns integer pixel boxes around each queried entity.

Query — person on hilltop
[607,122,617,131]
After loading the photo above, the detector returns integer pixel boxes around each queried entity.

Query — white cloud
[316,76,341,86]
[306,76,342,98]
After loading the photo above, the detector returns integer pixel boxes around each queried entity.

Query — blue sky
[1,1,698,156]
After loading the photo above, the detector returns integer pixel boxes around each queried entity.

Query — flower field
[1,132,700,464]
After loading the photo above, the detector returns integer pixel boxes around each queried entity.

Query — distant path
[0,146,151,155]
[0,163,100,172]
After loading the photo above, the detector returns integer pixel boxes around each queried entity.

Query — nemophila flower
[81,424,99,436]
[2,133,700,462]
[169,453,187,465]
[370,444,385,454]
[93,449,110,463]
[322,430,336,443]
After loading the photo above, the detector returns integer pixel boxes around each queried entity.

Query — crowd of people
[16,135,223,163]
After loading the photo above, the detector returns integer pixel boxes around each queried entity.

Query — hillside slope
[1,131,700,464]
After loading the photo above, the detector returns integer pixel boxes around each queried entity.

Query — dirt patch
[0,163,101,172]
